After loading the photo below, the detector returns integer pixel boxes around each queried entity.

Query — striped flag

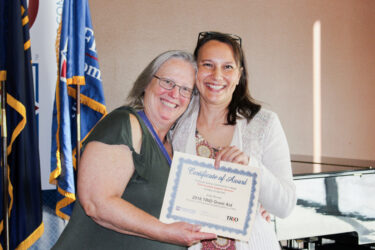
[50,0,107,219]
[0,0,43,248]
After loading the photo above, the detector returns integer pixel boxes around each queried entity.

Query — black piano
[274,155,375,249]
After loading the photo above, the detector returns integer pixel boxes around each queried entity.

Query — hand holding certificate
[160,151,261,241]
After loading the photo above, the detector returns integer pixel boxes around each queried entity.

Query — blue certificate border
[166,156,258,236]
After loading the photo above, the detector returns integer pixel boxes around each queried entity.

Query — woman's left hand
[214,146,249,168]
[260,205,271,222]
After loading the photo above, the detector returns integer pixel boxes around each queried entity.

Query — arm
[214,114,296,219]
[256,114,296,218]
[78,116,215,246]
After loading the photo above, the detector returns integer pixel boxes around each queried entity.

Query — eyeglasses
[153,75,195,99]
[198,31,242,47]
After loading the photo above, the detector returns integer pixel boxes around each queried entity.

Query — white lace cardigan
[171,96,296,250]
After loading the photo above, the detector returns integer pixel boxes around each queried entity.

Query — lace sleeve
[244,110,296,218]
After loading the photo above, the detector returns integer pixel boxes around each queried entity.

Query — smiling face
[196,40,242,108]
[143,58,195,129]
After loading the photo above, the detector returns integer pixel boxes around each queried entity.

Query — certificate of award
[159,151,260,241]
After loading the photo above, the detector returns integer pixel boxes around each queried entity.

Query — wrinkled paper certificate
[160,151,260,241]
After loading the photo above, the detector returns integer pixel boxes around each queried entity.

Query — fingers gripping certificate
[160,151,260,241]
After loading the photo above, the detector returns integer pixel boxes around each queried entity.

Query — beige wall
[90,0,375,161]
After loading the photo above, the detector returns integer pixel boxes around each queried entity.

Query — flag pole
[1,78,10,250]
[76,84,80,169]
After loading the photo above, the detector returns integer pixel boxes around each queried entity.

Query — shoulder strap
[129,113,142,154]
[137,111,172,165]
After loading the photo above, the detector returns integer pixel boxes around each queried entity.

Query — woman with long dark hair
[173,32,296,250]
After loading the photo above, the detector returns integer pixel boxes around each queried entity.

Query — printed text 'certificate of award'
[160,151,260,241]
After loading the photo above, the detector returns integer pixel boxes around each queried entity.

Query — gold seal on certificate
[160,151,260,241]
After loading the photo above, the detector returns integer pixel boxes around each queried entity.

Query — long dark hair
[194,32,261,125]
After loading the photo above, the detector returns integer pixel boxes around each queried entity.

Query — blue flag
[50,0,107,219]
[0,0,43,249]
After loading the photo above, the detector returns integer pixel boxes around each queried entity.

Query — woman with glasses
[172,32,296,249]
[53,50,216,250]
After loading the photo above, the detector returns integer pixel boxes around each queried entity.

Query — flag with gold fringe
[50,0,107,219]
[0,0,43,248]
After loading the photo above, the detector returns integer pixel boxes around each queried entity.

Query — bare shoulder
[81,141,133,170]
[129,113,142,154]
[78,141,135,210]
[83,141,130,154]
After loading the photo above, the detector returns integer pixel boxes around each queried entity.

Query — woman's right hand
[214,146,250,169]
[161,222,216,246]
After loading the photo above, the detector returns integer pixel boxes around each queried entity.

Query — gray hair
[127,50,197,110]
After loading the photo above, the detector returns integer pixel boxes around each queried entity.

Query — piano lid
[291,155,375,179]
